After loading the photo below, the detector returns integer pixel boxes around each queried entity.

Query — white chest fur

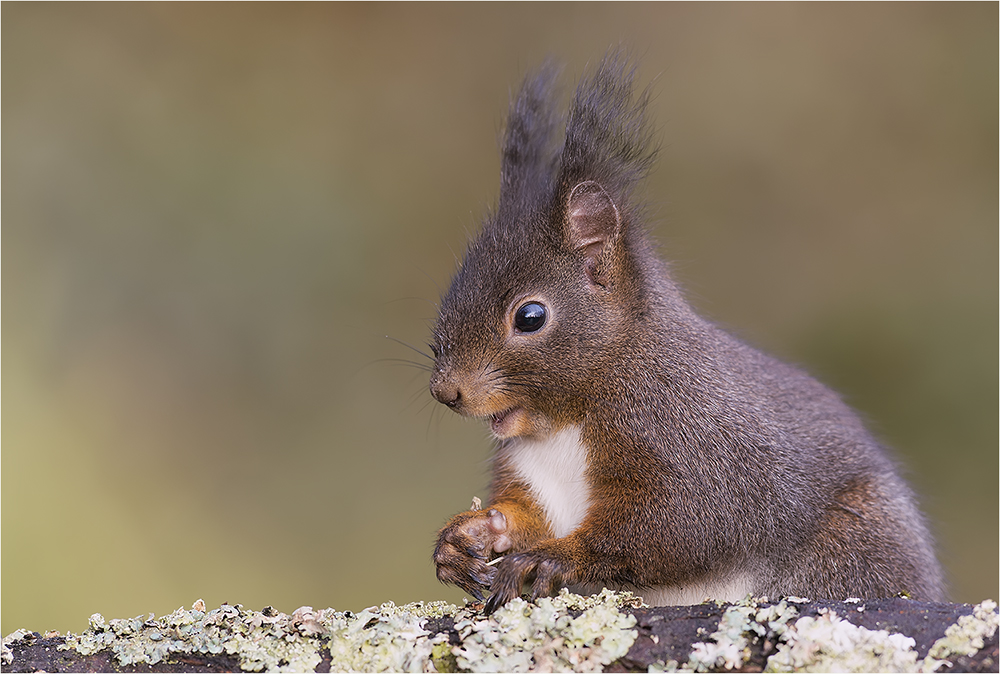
[503,425,591,538]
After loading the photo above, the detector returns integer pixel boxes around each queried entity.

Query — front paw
[434,508,511,600]
[484,549,576,614]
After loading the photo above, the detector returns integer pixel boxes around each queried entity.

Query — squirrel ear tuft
[567,181,621,285]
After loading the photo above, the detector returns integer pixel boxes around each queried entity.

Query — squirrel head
[429,55,658,440]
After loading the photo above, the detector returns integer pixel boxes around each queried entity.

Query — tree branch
[4,593,997,672]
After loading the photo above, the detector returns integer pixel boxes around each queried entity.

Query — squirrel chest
[500,426,591,539]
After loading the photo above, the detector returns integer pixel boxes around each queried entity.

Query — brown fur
[429,53,945,613]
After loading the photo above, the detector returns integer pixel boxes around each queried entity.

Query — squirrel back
[429,54,945,609]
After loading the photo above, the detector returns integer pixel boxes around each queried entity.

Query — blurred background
[3,4,996,635]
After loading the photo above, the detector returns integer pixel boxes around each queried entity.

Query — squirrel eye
[514,302,547,333]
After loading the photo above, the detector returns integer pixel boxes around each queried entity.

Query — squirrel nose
[430,376,462,408]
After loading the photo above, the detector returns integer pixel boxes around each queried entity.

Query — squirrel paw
[434,508,511,600]
[483,549,573,615]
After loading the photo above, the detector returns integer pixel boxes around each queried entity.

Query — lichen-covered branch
[4,591,997,673]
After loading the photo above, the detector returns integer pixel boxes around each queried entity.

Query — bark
[4,598,997,673]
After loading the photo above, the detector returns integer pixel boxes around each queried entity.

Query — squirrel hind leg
[765,478,946,602]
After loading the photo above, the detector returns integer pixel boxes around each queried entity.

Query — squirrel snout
[430,375,462,408]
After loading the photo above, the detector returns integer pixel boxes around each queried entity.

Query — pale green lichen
[2,628,33,665]
[453,588,640,672]
[654,596,1000,674]
[923,599,999,671]
[687,597,799,672]
[767,600,1000,673]
[49,591,641,673]
[325,601,451,672]
[27,594,998,673]
[766,609,919,673]
[60,602,339,672]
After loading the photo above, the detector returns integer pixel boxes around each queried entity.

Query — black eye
[514,302,547,333]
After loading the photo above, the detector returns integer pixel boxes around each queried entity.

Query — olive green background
[3,3,996,635]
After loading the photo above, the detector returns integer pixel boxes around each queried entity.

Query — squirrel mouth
[489,407,521,436]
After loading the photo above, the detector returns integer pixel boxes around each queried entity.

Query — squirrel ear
[566,180,621,286]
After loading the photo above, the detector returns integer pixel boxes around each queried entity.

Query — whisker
[426,398,450,442]
[403,387,433,413]
[412,263,445,298]
[413,393,439,416]
[370,357,434,372]
[480,339,507,374]
[385,335,435,361]
[501,375,612,407]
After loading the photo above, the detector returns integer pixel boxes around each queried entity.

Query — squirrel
[428,54,945,614]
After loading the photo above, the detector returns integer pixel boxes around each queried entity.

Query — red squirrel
[429,55,945,614]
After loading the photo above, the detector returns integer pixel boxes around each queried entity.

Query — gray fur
[430,53,945,607]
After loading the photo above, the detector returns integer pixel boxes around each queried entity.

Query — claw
[483,592,503,615]
[472,566,497,587]
[483,586,519,615]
